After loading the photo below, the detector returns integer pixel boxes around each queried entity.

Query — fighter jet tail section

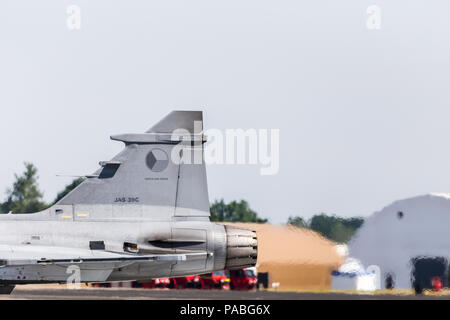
[0,110,258,290]
[57,111,210,219]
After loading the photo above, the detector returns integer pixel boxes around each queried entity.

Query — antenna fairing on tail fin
[147,111,203,134]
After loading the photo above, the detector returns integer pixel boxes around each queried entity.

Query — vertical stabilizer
[57,111,210,218]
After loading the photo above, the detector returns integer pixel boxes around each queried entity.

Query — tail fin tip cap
[146,111,203,134]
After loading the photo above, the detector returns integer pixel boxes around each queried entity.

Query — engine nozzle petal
[224,225,258,270]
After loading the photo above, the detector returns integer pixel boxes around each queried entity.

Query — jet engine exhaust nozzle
[224,225,258,270]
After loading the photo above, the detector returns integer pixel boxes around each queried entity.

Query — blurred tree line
[0,163,363,243]
[287,214,364,243]
[210,199,268,223]
[0,163,84,214]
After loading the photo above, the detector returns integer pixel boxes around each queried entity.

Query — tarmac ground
[1,285,449,300]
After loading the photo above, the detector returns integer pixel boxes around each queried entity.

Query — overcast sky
[0,1,448,224]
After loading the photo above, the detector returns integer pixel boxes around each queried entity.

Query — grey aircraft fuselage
[0,111,258,292]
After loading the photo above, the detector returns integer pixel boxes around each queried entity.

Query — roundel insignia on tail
[146,148,169,172]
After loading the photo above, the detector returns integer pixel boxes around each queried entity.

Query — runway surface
[1,286,449,300]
